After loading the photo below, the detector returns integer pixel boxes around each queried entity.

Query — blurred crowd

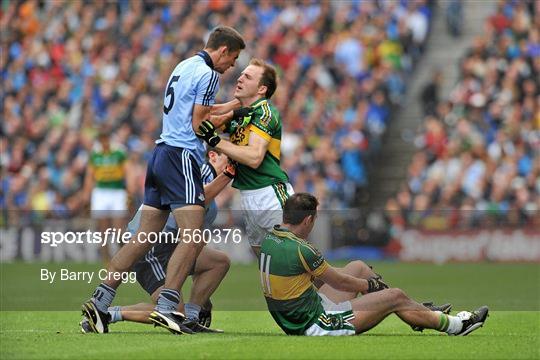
[1,0,433,221]
[387,0,540,230]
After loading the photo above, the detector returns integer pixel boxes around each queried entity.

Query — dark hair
[283,193,319,225]
[206,26,246,52]
[249,58,277,99]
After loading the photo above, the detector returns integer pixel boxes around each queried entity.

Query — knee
[387,288,408,302]
[346,260,370,277]
[216,252,231,273]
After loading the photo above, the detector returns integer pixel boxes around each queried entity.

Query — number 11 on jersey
[260,252,272,296]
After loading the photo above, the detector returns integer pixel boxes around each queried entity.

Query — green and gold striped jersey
[89,145,127,189]
[259,225,330,335]
[225,98,289,191]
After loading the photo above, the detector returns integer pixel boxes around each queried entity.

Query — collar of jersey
[250,98,268,108]
[197,50,214,70]
[272,225,305,243]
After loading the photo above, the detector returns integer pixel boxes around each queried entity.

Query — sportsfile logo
[41,229,130,248]
[40,228,243,247]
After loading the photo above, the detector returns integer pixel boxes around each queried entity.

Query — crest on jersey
[260,116,270,127]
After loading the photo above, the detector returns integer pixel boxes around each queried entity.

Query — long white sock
[436,311,463,335]
[445,315,463,334]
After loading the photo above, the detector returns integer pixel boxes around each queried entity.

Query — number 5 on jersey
[163,75,180,114]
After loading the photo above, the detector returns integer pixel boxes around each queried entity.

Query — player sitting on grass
[81,149,235,334]
[259,193,489,336]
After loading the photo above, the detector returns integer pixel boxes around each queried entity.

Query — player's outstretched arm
[203,171,234,205]
[207,106,253,130]
[317,266,370,294]
[197,120,267,168]
[215,132,267,169]
[193,104,214,131]
[210,99,241,115]
[318,266,389,294]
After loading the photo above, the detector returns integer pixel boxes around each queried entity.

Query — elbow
[248,159,263,169]
[247,154,264,169]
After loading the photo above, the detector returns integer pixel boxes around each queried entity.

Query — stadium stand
[1,0,433,221]
[385,0,539,230]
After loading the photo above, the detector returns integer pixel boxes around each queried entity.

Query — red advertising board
[395,228,540,263]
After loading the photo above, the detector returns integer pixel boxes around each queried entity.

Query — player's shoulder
[252,99,280,128]
[252,99,273,114]
[297,239,322,258]
[179,54,215,76]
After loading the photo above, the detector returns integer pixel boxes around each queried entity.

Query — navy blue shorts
[143,143,205,210]
[133,242,196,296]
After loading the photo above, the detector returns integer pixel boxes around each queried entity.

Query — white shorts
[318,292,353,312]
[91,188,127,219]
[240,183,294,247]
[304,293,355,337]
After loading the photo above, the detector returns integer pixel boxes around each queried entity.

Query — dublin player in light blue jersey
[82,26,248,335]
[81,149,236,334]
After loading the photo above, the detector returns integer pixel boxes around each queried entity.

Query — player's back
[259,226,326,335]
[157,54,219,166]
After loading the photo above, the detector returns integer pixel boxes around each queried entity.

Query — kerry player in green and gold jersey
[197,58,293,255]
[83,130,130,265]
[260,193,489,337]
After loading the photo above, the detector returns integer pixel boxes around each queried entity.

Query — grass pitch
[1,262,539,359]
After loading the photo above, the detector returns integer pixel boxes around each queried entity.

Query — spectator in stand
[387,0,539,231]
[2,0,433,221]
[420,69,442,116]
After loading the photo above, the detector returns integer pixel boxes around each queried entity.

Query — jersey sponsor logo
[268,234,283,244]
[230,126,249,146]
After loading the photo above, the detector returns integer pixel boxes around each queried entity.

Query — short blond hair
[249,58,277,99]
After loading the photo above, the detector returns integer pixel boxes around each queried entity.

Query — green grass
[1,262,539,359]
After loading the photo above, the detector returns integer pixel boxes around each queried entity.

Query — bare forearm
[203,173,232,205]
[326,275,369,293]
[208,112,234,129]
[215,140,261,169]
[211,99,241,115]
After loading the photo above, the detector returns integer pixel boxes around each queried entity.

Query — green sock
[437,311,464,334]
[437,312,449,332]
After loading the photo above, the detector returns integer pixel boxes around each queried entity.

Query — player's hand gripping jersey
[224,98,289,190]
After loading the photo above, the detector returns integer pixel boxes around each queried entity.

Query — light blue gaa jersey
[157,51,219,166]
[126,163,218,236]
